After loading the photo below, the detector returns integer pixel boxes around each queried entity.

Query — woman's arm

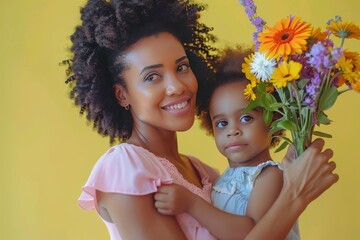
[98,191,187,240]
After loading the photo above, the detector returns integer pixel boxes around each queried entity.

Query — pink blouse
[78,143,219,240]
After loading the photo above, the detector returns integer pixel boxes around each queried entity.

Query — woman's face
[210,81,272,167]
[116,32,198,133]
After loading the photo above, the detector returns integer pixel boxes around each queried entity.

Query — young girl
[65,0,338,239]
[154,47,328,239]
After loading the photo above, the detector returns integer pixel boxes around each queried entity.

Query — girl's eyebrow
[139,56,188,76]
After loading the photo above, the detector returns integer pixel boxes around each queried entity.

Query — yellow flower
[307,27,328,48]
[242,53,259,86]
[266,84,275,93]
[271,60,302,88]
[311,27,328,42]
[344,51,360,70]
[327,19,360,39]
[352,81,360,92]
[337,51,360,84]
[244,83,256,100]
[258,16,312,59]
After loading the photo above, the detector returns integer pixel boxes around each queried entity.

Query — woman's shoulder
[95,143,163,169]
[78,143,173,211]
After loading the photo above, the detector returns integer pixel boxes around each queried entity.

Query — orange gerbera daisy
[327,19,360,39]
[258,16,312,59]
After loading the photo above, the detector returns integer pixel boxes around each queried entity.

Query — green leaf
[269,126,282,135]
[257,82,266,93]
[260,93,278,111]
[281,136,293,143]
[318,87,339,112]
[277,120,298,131]
[317,111,331,125]
[297,78,309,90]
[243,99,261,113]
[313,131,332,138]
[263,110,273,126]
[275,141,289,153]
[269,102,283,109]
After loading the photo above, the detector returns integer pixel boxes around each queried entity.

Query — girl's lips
[226,143,247,150]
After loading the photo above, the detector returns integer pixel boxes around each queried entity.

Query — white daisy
[250,52,276,82]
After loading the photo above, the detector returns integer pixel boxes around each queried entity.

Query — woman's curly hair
[64,0,217,143]
[199,46,284,148]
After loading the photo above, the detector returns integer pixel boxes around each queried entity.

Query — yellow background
[1,0,359,239]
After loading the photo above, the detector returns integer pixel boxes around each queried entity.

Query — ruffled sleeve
[78,144,173,211]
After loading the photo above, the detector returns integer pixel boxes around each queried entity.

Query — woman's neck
[127,125,180,160]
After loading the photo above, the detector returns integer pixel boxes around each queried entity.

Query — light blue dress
[211,160,300,240]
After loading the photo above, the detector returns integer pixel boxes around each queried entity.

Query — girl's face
[210,81,272,167]
[116,32,198,134]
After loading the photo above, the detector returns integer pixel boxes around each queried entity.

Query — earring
[125,104,130,110]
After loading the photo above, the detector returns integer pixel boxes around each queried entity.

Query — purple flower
[239,0,266,50]
[304,72,322,109]
[292,54,314,79]
[245,8,255,17]
[331,47,343,62]
[306,40,342,74]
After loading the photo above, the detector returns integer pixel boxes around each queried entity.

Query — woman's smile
[162,96,192,113]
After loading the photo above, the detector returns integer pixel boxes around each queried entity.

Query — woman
[64,0,338,239]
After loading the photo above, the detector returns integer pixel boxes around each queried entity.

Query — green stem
[340,37,345,48]
[339,88,351,95]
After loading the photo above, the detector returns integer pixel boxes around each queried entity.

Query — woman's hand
[281,138,339,205]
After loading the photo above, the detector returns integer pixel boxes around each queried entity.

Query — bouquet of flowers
[239,0,360,157]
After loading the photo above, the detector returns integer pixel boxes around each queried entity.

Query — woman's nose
[165,74,186,96]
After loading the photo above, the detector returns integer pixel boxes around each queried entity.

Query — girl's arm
[155,184,255,240]
[155,138,338,240]
[98,191,187,240]
[245,139,338,240]
[245,165,283,223]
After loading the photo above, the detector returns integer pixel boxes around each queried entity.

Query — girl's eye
[177,64,190,73]
[215,120,228,129]
[240,115,253,123]
[145,73,161,82]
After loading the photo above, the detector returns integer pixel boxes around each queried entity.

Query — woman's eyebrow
[139,56,188,76]
[139,64,163,75]
[175,55,188,64]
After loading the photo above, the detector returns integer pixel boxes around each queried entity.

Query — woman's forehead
[123,32,186,67]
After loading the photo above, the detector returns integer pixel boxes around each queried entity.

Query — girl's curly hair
[199,46,284,148]
[64,0,217,143]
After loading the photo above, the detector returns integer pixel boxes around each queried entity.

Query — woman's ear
[113,84,129,108]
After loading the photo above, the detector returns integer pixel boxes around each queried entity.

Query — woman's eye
[216,120,228,129]
[240,115,253,123]
[145,73,160,82]
[177,64,189,73]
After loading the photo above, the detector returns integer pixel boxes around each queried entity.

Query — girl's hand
[154,184,194,215]
[281,138,339,205]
